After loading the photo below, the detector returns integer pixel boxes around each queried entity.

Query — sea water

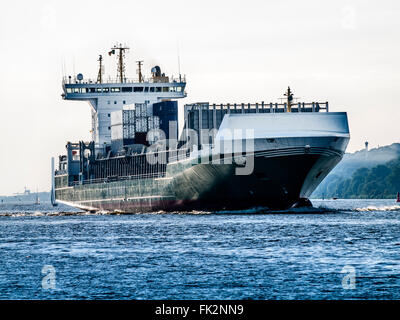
[0,199,399,299]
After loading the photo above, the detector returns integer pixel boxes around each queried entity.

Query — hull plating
[55,147,343,212]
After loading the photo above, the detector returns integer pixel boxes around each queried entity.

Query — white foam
[215,206,331,214]
[354,205,400,212]
[32,211,45,216]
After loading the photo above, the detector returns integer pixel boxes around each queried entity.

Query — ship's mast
[97,55,103,83]
[109,44,130,83]
[136,60,144,83]
[284,86,294,112]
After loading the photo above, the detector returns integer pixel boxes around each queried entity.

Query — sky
[0,0,399,195]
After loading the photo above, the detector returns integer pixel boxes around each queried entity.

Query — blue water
[0,199,399,299]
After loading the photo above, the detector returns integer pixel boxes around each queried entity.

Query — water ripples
[0,199,399,299]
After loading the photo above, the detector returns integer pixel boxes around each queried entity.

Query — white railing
[185,101,329,113]
[70,172,165,186]
[62,75,186,85]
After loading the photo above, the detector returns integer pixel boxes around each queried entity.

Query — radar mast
[109,44,129,83]
[97,55,103,83]
[136,60,144,83]
[284,86,294,112]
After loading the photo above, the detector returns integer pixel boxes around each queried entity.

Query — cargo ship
[52,44,350,212]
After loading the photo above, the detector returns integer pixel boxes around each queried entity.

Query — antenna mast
[109,44,130,83]
[284,86,294,112]
[177,42,181,82]
[97,55,103,83]
[136,60,144,83]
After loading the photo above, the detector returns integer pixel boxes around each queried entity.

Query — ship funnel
[151,66,161,77]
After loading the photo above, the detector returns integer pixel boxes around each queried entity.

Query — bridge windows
[166,86,183,93]
[65,85,185,95]
[122,87,132,92]
[149,86,162,92]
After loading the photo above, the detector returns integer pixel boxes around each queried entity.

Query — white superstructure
[62,45,186,154]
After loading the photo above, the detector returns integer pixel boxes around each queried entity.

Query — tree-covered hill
[312,143,400,199]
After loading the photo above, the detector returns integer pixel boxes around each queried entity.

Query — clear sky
[0,0,399,195]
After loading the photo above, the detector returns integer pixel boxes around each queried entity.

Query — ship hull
[55,147,343,212]
[55,112,350,213]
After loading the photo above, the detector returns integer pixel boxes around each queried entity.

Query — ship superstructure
[62,44,186,155]
[53,45,350,212]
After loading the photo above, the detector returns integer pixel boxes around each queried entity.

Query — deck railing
[70,172,167,186]
[62,75,186,86]
[185,101,329,113]
[67,148,192,187]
